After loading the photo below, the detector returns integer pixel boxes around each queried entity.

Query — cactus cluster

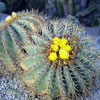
[0,10,100,100]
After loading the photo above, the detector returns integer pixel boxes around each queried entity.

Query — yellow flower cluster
[6,12,18,24]
[48,37,72,61]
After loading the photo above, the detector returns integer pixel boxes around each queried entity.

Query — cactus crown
[45,35,80,62]
[0,11,100,100]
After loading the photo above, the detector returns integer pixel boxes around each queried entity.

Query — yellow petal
[65,44,72,52]
[51,44,59,52]
[48,52,57,61]
[6,16,12,24]
[52,37,60,45]
[12,12,18,19]
[59,38,68,48]
[59,49,69,60]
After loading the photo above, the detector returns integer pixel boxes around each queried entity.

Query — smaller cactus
[0,10,48,72]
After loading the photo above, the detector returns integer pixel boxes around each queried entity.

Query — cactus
[68,0,75,15]
[0,11,100,100]
[57,0,64,17]
[0,10,48,72]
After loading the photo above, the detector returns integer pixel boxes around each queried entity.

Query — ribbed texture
[0,11,99,100]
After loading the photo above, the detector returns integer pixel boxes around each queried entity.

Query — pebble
[0,74,36,100]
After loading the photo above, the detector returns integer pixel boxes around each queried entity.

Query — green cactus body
[0,11,99,100]
[0,11,48,72]
[57,0,64,17]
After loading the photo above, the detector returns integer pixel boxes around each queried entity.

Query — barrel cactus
[0,10,48,72]
[0,11,99,100]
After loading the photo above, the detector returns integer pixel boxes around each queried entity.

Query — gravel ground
[0,13,100,100]
[0,74,33,100]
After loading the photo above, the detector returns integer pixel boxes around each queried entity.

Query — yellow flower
[6,16,12,24]
[52,37,60,45]
[48,52,57,61]
[60,44,66,49]
[12,12,18,19]
[65,44,72,52]
[59,49,69,60]
[51,44,59,52]
[59,38,68,48]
